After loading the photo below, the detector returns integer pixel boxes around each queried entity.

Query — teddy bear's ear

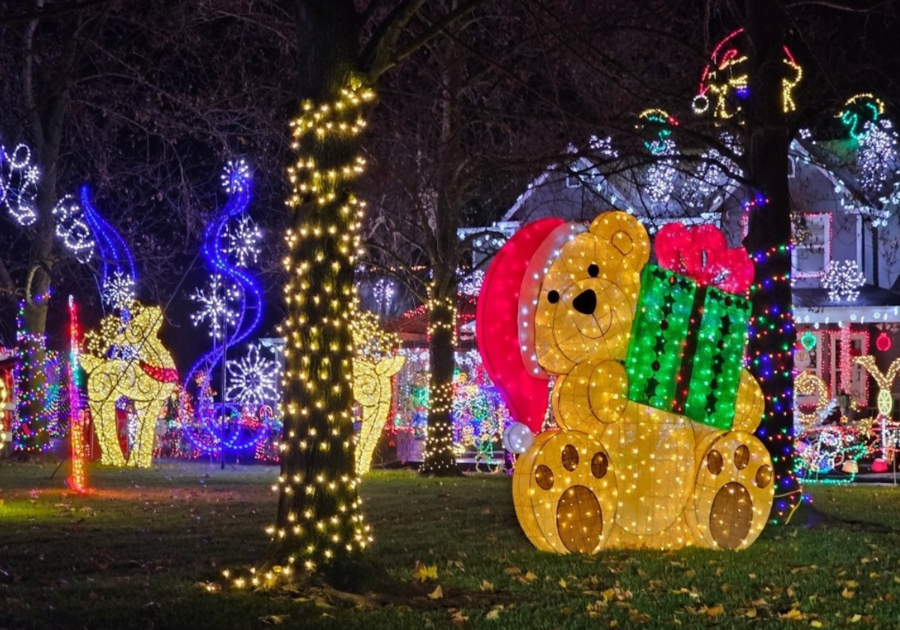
[588,211,650,269]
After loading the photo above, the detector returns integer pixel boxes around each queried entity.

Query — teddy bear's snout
[572,289,597,315]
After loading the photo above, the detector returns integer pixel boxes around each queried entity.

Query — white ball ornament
[503,422,534,454]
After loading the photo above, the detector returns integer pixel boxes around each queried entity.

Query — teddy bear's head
[533,212,650,375]
[476,211,649,434]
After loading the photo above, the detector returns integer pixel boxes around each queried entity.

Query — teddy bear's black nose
[572,289,597,315]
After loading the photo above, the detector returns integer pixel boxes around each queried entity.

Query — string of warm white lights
[239,82,376,587]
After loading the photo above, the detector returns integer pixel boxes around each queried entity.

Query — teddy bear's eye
[547,290,560,304]
[588,264,600,278]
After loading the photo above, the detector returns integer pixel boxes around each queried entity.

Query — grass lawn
[2,462,900,629]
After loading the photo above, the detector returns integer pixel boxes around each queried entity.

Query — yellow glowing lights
[854,356,900,418]
[350,310,404,475]
[254,81,375,586]
[81,304,178,467]
[794,371,830,430]
[511,211,773,552]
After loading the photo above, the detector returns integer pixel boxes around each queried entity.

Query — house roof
[383,296,478,342]
[794,285,900,324]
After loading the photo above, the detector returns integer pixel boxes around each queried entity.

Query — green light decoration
[625,265,752,430]
[800,330,817,351]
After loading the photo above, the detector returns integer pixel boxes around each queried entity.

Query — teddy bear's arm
[552,359,629,432]
[730,368,765,433]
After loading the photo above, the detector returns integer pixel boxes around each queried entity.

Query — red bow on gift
[654,223,753,294]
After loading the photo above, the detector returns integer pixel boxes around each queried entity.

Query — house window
[792,213,831,279]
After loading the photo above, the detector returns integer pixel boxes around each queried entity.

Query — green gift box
[624,265,752,430]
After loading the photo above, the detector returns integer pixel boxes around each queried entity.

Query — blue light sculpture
[183,160,267,455]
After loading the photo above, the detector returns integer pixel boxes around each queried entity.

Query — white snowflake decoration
[458,270,485,296]
[681,133,743,210]
[858,119,897,195]
[226,344,279,404]
[51,194,95,262]
[0,142,40,226]
[823,260,865,302]
[373,278,395,307]
[644,139,678,205]
[221,158,251,194]
[101,270,136,311]
[588,135,618,159]
[224,214,262,268]
[190,273,240,339]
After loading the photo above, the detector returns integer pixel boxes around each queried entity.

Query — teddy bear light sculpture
[477,212,773,552]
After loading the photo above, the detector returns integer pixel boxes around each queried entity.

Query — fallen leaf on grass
[601,586,632,602]
[810,621,824,628]
[684,569,696,579]
[428,585,443,600]
[450,610,468,625]
[479,580,494,592]
[705,604,724,617]
[779,608,806,620]
[485,606,504,620]
[414,562,438,582]
[259,615,290,626]
[517,571,538,584]
[503,567,521,576]
[558,578,568,589]
[841,588,855,599]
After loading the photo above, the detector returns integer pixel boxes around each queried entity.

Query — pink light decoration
[877,331,892,353]
[476,218,564,434]
[654,222,754,294]
[66,296,88,494]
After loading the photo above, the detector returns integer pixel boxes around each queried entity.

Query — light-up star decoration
[226,344,279,405]
[823,260,865,302]
[0,142,40,226]
[190,273,240,340]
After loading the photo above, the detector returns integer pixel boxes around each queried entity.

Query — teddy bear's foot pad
[687,431,775,549]
[513,430,618,554]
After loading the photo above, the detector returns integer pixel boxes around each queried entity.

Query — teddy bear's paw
[513,430,618,554]
[686,431,774,550]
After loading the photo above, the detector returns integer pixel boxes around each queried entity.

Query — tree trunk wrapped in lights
[269,78,376,578]
[742,0,800,523]
[14,293,51,455]
[423,278,461,475]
